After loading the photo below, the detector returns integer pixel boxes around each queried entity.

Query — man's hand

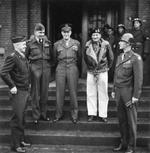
[10,86,17,94]
[111,92,115,99]
[132,97,139,104]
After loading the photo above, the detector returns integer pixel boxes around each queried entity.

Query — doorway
[49,1,82,43]
[42,0,122,80]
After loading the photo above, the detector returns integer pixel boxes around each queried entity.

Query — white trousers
[86,71,109,118]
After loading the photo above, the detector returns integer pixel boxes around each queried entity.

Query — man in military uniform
[84,28,114,122]
[26,23,52,124]
[129,18,150,60]
[112,33,143,153]
[0,36,31,152]
[53,23,81,124]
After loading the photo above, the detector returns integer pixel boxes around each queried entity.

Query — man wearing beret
[129,18,150,60]
[26,23,52,124]
[0,36,31,152]
[53,23,82,124]
[84,28,114,122]
[112,33,143,153]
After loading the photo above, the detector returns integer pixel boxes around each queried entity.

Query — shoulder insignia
[10,53,15,56]
[138,55,142,60]
[134,53,142,60]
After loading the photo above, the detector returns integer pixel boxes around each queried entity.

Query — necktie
[122,53,125,60]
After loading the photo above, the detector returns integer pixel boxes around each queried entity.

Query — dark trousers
[115,87,137,150]
[30,61,50,120]
[10,90,29,148]
[55,64,79,120]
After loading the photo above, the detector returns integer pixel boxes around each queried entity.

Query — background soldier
[53,23,81,124]
[0,36,31,153]
[84,28,114,122]
[129,18,150,60]
[115,24,126,56]
[26,23,52,124]
[112,33,143,153]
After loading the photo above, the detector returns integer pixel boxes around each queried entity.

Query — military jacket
[0,51,30,90]
[114,50,143,98]
[53,38,81,68]
[84,39,114,74]
[130,28,149,43]
[26,35,52,63]
[129,28,150,55]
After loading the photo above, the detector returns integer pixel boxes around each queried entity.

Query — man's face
[91,33,101,42]
[61,31,72,40]
[15,41,27,53]
[34,30,45,39]
[133,21,141,29]
[108,29,113,35]
[118,27,124,34]
[119,40,128,50]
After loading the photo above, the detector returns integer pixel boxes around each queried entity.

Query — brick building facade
[0,0,150,84]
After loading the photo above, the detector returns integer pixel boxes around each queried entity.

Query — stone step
[0,96,149,108]
[0,117,149,132]
[0,130,149,147]
[0,106,149,118]
[0,145,149,153]
[0,87,150,97]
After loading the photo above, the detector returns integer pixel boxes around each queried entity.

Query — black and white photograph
[0,0,150,152]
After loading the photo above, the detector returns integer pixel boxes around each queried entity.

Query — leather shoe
[71,118,78,124]
[125,148,134,153]
[11,147,26,153]
[53,117,61,123]
[88,116,94,122]
[113,143,127,151]
[99,117,108,123]
[40,116,50,121]
[20,141,31,147]
[33,119,39,124]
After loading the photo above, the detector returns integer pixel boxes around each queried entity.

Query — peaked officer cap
[11,35,26,44]
[34,23,45,31]
[61,23,72,32]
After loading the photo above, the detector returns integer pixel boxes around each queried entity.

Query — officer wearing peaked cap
[112,33,143,153]
[129,18,150,60]
[53,23,82,124]
[0,36,31,152]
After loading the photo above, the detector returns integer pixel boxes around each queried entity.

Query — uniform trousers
[55,64,79,120]
[30,60,50,120]
[115,87,137,150]
[10,90,29,148]
[87,71,109,118]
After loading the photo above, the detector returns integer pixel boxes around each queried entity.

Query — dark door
[50,1,82,43]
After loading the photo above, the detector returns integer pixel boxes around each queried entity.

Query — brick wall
[28,0,41,36]
[124,0,138,29]
[15,0,28,36]
[0,0,13,50]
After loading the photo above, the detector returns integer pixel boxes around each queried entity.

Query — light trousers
[86,71,109,118]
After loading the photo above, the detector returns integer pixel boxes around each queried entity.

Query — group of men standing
[0,17,148,153]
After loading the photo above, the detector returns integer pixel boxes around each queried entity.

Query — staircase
[0,79,149,148]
